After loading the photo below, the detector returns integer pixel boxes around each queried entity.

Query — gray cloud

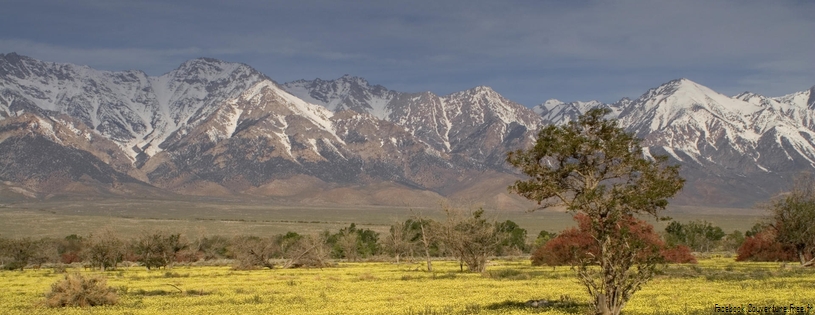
[1,0,813,104]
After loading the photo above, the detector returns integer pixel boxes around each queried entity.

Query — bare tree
[132,231,188,270]
[382,221,413,263]
[336,232,360,262]
[85,229,124,272]
[408,213,437,272]
[32,238,59,268]
[439,206,503,273]
[0,237,48,271]
[230,236,279,270]
[282,234,332,268]
[193,235,231,260]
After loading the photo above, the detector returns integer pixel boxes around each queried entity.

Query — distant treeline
[0,208,797,272]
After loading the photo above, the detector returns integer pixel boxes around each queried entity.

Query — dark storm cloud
[1,0,813,105]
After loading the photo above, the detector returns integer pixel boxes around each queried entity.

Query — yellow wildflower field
[1,258,814,315]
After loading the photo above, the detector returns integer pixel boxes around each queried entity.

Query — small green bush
[45,273,117,307]
[482,268,531,280]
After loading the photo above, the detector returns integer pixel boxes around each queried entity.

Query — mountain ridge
[2,53,814,208]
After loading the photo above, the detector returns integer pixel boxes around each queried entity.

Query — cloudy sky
[2,0,813,106]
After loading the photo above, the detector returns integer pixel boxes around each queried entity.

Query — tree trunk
[596,295,610,315]
[420,223,433,272]
[799,249,815,267]
[595,293,624,315]
[608,293,625,315]
[478,255,487,273]
[799,249,806,265]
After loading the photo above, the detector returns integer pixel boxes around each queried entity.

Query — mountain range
[1,52,813,209]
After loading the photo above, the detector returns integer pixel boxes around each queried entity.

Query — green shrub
[482,268,531,280]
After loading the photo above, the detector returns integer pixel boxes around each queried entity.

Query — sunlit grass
[1,258,813,314]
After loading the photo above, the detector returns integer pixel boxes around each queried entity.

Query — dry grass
[45,273,118,307]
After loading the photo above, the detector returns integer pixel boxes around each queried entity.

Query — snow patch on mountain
[245,81,343,145]
[273,131,293,158]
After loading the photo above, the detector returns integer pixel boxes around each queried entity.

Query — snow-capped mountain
[609,78,815,172]
[283,78,542,168]
[0,52,268,164]
[0,54,539,207]
[3,53,815,207]
[144,78,496,194]
[538,78,815,205]
[531,98,633,127]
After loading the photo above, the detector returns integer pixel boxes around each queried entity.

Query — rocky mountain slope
[2,52,814,208]
[283,77,542,168]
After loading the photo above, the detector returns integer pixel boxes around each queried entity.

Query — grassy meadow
[2,258,814,315]
[1,199,809,314]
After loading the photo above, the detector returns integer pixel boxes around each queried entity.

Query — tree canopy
[507,108,684,315]
[768,174,815,266]
[507,108,683,219]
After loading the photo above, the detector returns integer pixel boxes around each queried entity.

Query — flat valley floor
[0,198,768,238]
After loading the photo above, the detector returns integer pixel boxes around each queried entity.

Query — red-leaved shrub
[60,252,81,264]
[660,245,697,264]
[532,214,697,266]
[736,229,796,262]
[531,226,595,266]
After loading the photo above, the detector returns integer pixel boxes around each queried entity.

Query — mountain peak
[445,85,501,100]
[178,57,223,68]
[337,74,371,86]
[623,77,766,126]
[449,85,499,99]
[533,99,564,115]
[195,56,233,63]
[0,52,31,62]
[662,78,705,90]
[296,75,370,86]
[665,77,698,85]
[542,99,563,107]
[0,52,34,67]
[176,57,251,72]
[470,85,495,93]
[648,78,719,99]
[735,91,758,98]
[169,57,260,81]
[808,86,815,108]
[1,52,20,60]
